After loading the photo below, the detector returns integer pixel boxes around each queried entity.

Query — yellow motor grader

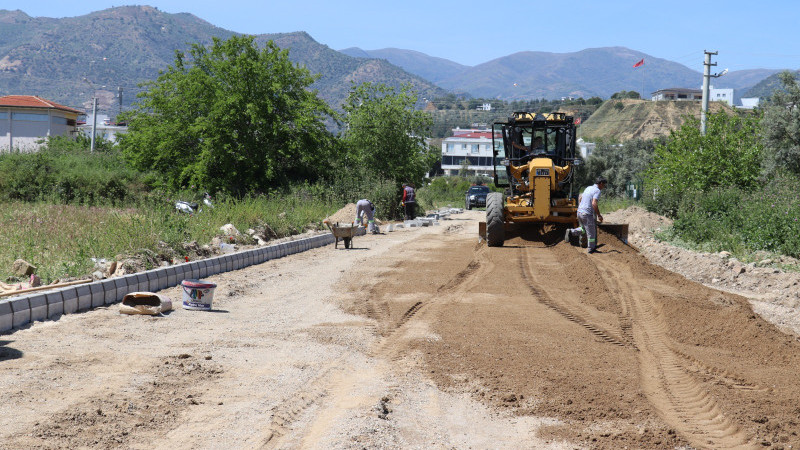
[482,111,628,247]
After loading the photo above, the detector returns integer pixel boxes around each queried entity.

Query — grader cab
[484,112,582,247]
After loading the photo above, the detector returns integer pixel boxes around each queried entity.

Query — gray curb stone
[0,301,12,333]
[76,284,92,312]
[10,297,30,328]
[45,291,64,319]
[0,229,363,335]
[62,287,78,314]
[90,282,105,308]
[29,294,48,322]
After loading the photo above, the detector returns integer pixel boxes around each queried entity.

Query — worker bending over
[355,199,379,234]
[565,176,607,254]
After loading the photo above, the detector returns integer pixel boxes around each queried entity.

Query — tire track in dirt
[518,247,630,348]
[593,257,757,449]
[262,235,491,449]
[371,242,493,360]
[259,365,343,449]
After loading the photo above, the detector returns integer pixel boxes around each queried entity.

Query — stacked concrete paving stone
[0,229,361,334]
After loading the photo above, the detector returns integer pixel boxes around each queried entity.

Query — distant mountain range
[343,47,784,101]
[339,47,469,85]
[0,6,791,117]
[0,7,445,114]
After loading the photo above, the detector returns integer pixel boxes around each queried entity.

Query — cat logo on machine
[535,168,550,176]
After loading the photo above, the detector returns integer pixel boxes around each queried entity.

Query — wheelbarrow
[324,220,359,249]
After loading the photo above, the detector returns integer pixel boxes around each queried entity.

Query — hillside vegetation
[339,47,469,85]
[744,69,800,98]
[580,99,731,141]
[0,7,444,113]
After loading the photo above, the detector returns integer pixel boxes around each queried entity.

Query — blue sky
[11,0,800,72]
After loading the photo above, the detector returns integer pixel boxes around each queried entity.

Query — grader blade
[599,223,629,245]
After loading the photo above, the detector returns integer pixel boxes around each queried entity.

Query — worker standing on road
[401,183,416,220]
[565,176,607,254]
[355,199,378,234]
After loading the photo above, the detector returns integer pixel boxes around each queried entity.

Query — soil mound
[605,205,800,336]
[326,202,383,226]
[326,203,357,224]
[605,205,672,235]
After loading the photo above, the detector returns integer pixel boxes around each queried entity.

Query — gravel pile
[326,203,357,224]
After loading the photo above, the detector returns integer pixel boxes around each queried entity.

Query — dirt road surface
[2,209,800,449]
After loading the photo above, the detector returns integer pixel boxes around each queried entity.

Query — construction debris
[0,278,91,298]
[119,292,174,315]
[220,224,241,236]
[11,259,36,277]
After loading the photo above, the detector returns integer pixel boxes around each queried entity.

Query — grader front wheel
[485,192,505,247]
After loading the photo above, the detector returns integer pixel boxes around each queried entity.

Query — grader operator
[484,112,581,247]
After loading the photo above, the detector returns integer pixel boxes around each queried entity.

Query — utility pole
[701,50,717,135]
[118,86,123,122]
[90,97,98,153]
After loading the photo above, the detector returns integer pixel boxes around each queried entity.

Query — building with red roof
[441,127,500,177]
[0,95,83,152]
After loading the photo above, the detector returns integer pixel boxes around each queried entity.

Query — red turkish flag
[633,58,644,68]
[574,117,582,125]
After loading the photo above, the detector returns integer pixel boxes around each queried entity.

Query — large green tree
[761,71,800,176]
[340,83,438,188]
[120,35,337,195]
[644,111,763,215]
[577,139,657,197]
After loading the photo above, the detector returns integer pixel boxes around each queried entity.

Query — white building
[740,97,760,109]
[709,86,738,107]
[577,138,595,159]
[653,86,760,109]
[77,113,129,143]
[441,128,498,176]
[651,88,703,101]
[708,86,761,109]
[0,95,83,152]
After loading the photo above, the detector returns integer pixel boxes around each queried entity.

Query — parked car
[465,185,490,210]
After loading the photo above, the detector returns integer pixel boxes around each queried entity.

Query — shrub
[738,172,800,257]
[672,189,742,247]
[0,137,152,205]
[659,173,800,258]
[645,111,762,218]
[321,164,403,220]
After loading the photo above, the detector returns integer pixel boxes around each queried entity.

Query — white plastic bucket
[181,279,217,310]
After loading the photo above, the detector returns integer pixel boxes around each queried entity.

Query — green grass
[0,192,340,284]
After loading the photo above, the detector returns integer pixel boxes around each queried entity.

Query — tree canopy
[577,139,657,197]
[761,71,800,177]
[644,111,763,215]
[340,82,438,188]
[120,35,337,195]
[611,90,641,100]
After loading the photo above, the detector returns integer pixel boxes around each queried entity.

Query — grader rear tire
[485,192,505,247]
